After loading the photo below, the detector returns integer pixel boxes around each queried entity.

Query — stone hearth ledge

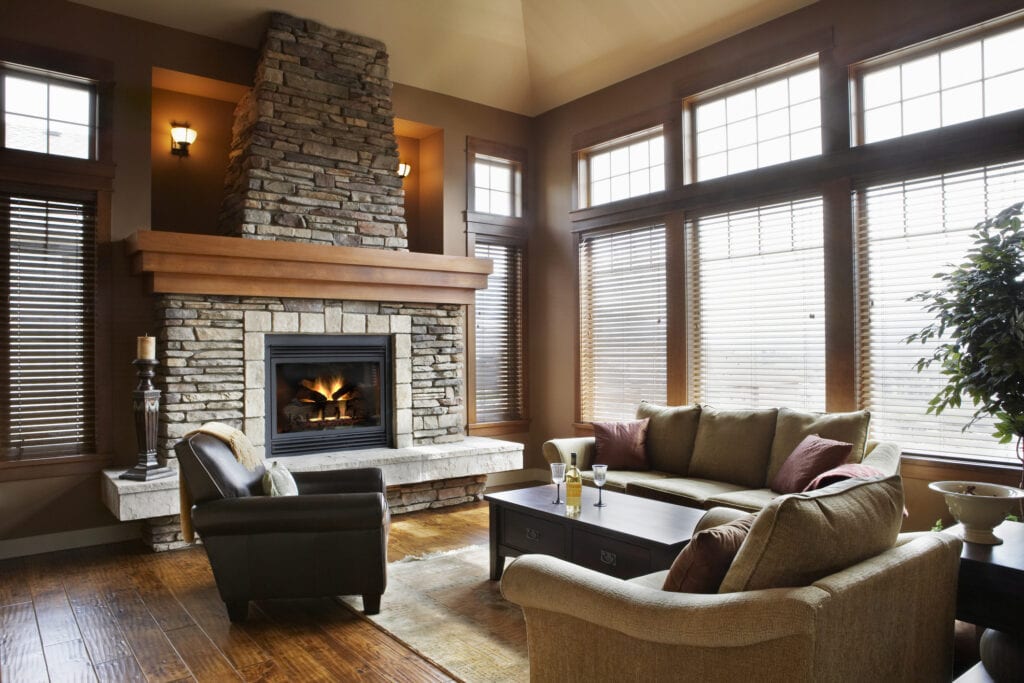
[102,436,524,521]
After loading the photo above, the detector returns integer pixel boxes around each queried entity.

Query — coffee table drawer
[572,529,652,579]
[502,510,565,556]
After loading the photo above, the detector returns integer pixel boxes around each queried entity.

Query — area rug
[340,544,529,683]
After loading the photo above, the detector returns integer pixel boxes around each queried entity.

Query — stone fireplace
[102,12,524,549]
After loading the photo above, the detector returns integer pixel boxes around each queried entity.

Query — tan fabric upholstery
[687,407,778,488]
[863,440,901,475]
[542,436,595,470]
[635,401,701,474]
[502,531,961,683]
[581,468,674,492]
[706,488,780,512]
[767,408,870,482]
[720,475,904,593]
[626,477,746,507]
[695,506,751,532]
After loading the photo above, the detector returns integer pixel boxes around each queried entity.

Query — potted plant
[905,201,1024,534]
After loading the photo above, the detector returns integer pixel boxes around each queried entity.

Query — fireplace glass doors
[266,335,392,456]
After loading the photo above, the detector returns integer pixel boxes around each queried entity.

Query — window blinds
[856,160,1024,462]
[688,197,825,410]
[579,224,667,421]
[473,241,525,423]
[0,192,96,458]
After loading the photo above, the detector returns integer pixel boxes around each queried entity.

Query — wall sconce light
[397,162,411,177]
[170,122,197,157]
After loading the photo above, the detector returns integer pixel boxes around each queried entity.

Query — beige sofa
[543,402,901,512]
[502,476,961,683]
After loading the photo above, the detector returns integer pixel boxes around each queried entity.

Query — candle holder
[120,358,174,481]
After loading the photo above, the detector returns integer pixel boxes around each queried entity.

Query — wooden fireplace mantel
[125,231,493,305]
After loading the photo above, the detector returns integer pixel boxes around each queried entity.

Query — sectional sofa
[543,402,901,512]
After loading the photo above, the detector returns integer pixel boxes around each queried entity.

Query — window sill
[899,453,1022,485]
[0,453,114,482]
[468,420,530,437]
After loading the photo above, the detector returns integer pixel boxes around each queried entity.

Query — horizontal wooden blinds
[579,224,666,421]
[687,197,825,410]
[473,241,525,423]
[0,191,96,459]
[855,160,1024,462]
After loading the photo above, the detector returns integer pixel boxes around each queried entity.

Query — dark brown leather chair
[175,432,389,622]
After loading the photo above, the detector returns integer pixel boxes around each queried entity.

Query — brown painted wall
[0,0,255,540]
[395,135,421,248]
[151,89,237,234]
[529,0,1024,513]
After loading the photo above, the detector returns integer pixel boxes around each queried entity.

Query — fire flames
[299,375,357,422]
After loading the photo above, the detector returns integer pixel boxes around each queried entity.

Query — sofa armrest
[542,437,596,470]
[291,467,386,495]
[501,554,826,647]
[192,492,387,535]
[862,441,901,476]
[694,506,751,534]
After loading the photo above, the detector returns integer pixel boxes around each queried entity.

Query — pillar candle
[137,335,156,360]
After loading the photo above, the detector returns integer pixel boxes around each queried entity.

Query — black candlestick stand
[120,358,174,481]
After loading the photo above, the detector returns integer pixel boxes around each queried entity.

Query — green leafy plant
[905,201,1024,487]
[931,518,945,532]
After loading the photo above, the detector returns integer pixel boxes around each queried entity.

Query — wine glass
[593,464,608,507]
[550,462,566,504]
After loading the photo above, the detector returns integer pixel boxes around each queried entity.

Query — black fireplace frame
[265,334,393,456]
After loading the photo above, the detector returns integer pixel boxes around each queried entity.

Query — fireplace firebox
[265,335,393,456]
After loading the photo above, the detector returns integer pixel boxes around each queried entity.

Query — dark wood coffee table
[485,484,705,581]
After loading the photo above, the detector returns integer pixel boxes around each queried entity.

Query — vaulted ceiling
[75,0,817,115]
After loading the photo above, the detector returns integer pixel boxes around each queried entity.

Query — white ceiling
[75,0,817,115]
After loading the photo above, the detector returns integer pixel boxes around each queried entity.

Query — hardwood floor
[0,500,494,682]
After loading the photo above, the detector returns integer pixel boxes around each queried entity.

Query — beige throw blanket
[179,422,262,543]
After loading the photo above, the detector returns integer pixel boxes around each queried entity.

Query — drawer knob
[600,550,617,566]
[525,528,540,541]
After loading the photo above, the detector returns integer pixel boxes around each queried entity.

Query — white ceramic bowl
[929,480,1024,545]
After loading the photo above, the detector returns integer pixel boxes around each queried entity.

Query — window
[578,127,665,208]
[579,224,666,421]
[853,18,1024,144]
[687,197,825,409]
[472,153,522,217]
[1,190,96,458]
[688,59,820,181]
[2,68,95,159]
[856,160,1023,462]
[472,241,526,423]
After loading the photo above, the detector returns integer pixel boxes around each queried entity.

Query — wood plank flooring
[0,500,494,682]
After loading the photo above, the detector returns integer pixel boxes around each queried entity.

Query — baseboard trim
[486,468,547,487]
[0,523,142,560]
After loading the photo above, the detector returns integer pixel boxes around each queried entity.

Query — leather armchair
[175,433,389,622]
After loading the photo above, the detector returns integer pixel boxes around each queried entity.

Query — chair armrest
[291,467,386,495]
[862,441,901,475]
[501,554,826,647]
[694,506,751,534]
[192,492,387,535]
[542,437,596,470]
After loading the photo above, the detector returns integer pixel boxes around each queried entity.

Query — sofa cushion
[593,419,650,470]
[662,513,756,593]
[635,402,702,475]
[705,488,780,512]
[687,407,778,488]
[581,469,674,492]
[719,474,903,593]
[767,408,870,483]
[770,435,853,494]
[625,478,746,507]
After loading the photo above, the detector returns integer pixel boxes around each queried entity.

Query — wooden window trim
[466,137,527,225]
[0,453,112,482]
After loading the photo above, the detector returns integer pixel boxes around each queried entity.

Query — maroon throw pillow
[803,463,885,492]
[662,514,756,593]
[770,434,853,494]
[593,419,650,470]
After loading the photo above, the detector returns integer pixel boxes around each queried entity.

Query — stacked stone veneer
[157,295,464,462]
[221,12,407,249]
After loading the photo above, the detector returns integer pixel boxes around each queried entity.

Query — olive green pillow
[635,402,702,475]
[687,407,778,488]
[767,408,870,483]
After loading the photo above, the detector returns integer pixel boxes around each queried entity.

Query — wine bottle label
[566,481,582,501]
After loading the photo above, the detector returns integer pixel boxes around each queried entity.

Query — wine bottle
[565,452,582,517]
